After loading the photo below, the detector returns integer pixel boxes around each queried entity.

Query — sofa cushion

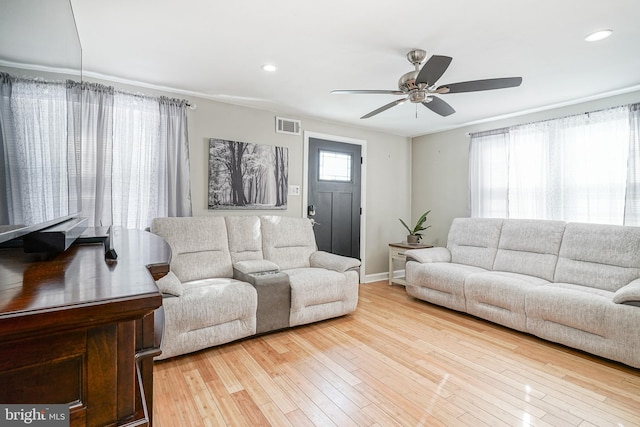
[465,271,549,331]
[261,216,317,270]
[525,283,614,338]
[447,218,503,270]
[554,223,640,291]
[157,279,257,360]
[225,216,263,263]
[180,278,257,331]
[405,262,486,312]
[151,217,233,282]
[493,219,565,281]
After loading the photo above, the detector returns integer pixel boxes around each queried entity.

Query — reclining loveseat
[151,215,360,360]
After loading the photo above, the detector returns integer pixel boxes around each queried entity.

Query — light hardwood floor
[154,281,640,427]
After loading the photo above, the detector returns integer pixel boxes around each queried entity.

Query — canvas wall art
[208,138,288,210]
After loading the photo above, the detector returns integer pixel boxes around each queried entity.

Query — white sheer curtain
[81,87,192,229]
[159,96,192,217]
[469,129,509,217]
[470,105,637,225]
[80,83,114,226]
[111,92,162,229]
[0,74,77,226]
[625,104,640,225]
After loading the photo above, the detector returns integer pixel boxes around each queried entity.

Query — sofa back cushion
[447,218,503,270]
[555,222,640,291]
[151,216,233,282]
[493,219,566,281]
[225,216,263,263]
[260,216,317,270]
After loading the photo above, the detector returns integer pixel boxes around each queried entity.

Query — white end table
[388,242,432,286]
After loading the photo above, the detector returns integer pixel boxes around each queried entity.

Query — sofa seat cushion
[465,271,549,332]
[405,262,487,312]
[179,279,257,331]
[525,283,613,337]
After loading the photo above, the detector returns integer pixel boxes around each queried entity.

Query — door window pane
[319,150,351,182]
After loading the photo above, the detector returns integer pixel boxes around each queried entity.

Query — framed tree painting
[208,138,288,210]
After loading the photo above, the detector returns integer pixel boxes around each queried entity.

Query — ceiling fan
[331,49,522,119]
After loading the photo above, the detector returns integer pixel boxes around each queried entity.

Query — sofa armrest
[405,247,451,263]
[310,251,361,272]
[156,271,183,297]
[613,278,640,307]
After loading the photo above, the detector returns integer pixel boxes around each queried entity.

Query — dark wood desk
[0,228,169,427]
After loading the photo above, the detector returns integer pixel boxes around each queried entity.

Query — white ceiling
[53,1,640,136]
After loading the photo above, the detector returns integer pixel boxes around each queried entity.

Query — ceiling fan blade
[437,77,523,93]
[332,89,404,95]
[361,98,408,119]
[422,96,456,117]
[416,55,453,86]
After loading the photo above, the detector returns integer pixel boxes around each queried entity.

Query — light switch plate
[288,185,300,196]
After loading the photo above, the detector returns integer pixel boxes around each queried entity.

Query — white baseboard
[363,270,405,284]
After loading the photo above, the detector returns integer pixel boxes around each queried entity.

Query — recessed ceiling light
[585,29,613,42]
[262,64,277,72]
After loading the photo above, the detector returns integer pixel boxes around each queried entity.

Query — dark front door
[308,137,361,259]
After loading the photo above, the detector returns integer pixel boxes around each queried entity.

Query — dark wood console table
[0,228,170,426]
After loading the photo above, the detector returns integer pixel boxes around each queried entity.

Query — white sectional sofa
[405,218,640,369]
[150,215,360,360]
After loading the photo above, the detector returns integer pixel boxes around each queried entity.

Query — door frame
[303,131,367,278]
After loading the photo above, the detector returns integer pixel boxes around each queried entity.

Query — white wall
[411,89,640,246]
[83,76,412,278]
[188,98,411,278]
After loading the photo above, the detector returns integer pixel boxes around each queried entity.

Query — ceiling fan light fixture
[409,91,426,103]
[585,29,613,42]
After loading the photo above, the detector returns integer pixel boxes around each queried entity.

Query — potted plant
[399,210,431,244]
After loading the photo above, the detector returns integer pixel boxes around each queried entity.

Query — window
[469,105,640,225]
[319,150,352,182]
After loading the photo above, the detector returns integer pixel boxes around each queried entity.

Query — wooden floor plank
[182,369,228,426]
[154,281,640,426]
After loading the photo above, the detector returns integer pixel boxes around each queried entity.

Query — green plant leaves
[399,210,432,238]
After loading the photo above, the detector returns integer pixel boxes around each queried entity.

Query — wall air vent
[276,117,301,135]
